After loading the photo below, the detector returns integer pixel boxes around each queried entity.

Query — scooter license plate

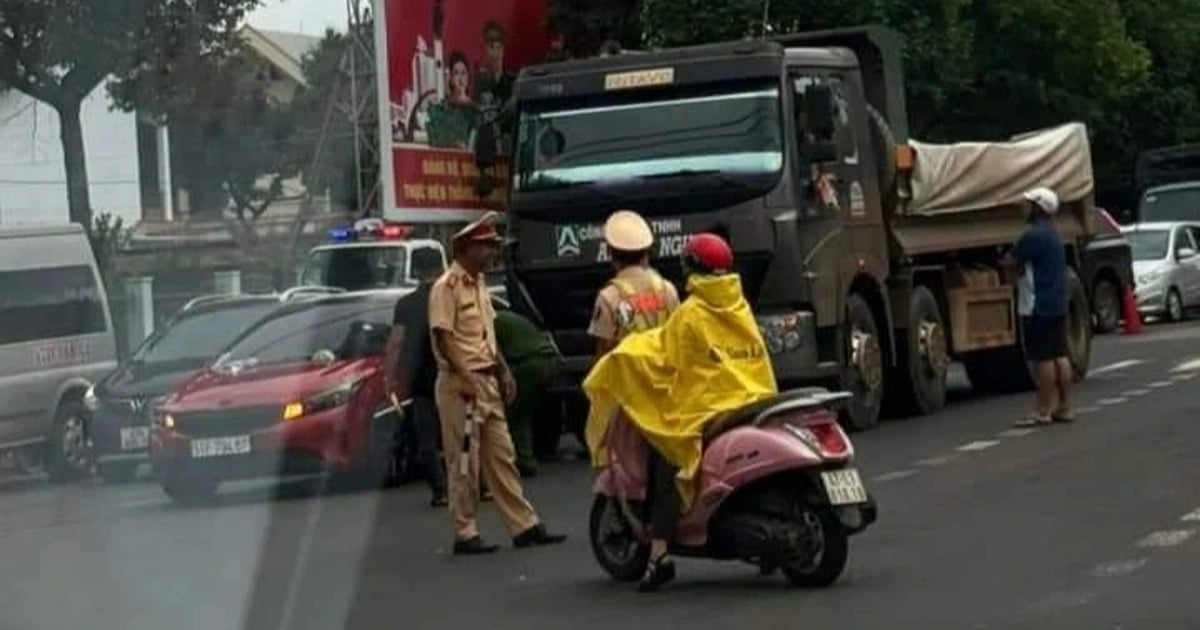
[821,468,868,505]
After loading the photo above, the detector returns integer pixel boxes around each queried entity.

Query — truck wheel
[888,287,949,416]
[1066,269,1092,381]
[1091,277,1120,334]
[840,294,884,431]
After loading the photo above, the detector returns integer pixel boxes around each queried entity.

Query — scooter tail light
[781,410,851,459]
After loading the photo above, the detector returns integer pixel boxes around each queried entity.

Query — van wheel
[888,287,949,416]
[47,398,91,483]
[840,294,884,431]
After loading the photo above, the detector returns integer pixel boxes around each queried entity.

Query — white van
[0,224,118,480]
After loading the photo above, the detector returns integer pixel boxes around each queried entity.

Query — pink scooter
[588,387,877,587]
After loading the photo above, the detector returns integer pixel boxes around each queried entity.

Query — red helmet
[682,233,734,274]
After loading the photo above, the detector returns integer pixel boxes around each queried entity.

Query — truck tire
[840,294,884,432]
[1091,276,1120,334]
[1066,269,1092,381]
[887,287,949,416]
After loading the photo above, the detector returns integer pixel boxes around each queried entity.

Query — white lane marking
[1149,380,1175,388]
[871,470,917,483]
[1076,406,1100,415]
[1136,529,1196,548]
[118,498,164,510]
[997,428,1037,438]
[915,455,957,467]
[1090,359,1146,376]
[1180,508,1200,523]
[1097,397,1128,405]
[1171,357,1200,373]
[1122,389,1151,397]
[957,440,1000,452]
[1090,558,1148,578]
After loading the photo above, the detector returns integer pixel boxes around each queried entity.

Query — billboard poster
[374,0,550,222]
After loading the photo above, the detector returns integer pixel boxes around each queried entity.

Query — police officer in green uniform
[494,308,562,477]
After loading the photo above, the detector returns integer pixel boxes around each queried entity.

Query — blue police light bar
[329,227,355,242]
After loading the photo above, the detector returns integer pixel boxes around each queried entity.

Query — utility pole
[346,0,381,217]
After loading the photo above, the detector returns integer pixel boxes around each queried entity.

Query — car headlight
[154,413,176,430]
[1138,269,1164,285]
[283,377,366,421]
[83,385,100,412]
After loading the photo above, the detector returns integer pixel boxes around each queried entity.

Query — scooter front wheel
[782,504,848,588]
[589,495,650,582]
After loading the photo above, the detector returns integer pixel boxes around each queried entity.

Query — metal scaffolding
[344,0,381,217]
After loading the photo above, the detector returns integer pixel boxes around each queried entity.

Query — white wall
[0,79,142,228]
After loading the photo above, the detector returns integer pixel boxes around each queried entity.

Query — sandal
[1015,414,1052,428]
[1051,408,1076,424]
[638,553,676,593]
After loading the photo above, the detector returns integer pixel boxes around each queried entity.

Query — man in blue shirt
[1004,187,1072,427]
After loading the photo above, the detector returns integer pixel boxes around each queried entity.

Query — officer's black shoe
[453,536,499,555]
[513,524,567,548]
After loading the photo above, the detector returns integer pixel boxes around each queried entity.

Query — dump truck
[481,26,1095,432]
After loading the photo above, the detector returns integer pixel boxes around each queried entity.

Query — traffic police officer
[429,211,567,555]
[588,210,680,359]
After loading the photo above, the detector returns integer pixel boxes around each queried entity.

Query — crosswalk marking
[957,440,1000,452]
[1090,558,1147,578]
[915,455,957,467]
[1136,529,1195,548]
[1171,357,1200,373]
[1098,397,1127,405]
[1149,380,1175,388]
[997,428,1037,438]
[1090,359,1147,377]
[1122,389,1151,397]
[1181,508,1200,522]
[872,470,918,483]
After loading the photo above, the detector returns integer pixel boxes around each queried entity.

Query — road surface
[2,324,1200,630]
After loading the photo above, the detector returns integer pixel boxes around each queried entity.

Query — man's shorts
[1022,315,1067,362]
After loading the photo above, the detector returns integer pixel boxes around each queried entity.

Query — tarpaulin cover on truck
[906,122,1094,216]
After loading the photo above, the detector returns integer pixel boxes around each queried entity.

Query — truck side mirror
[804,85,836,140]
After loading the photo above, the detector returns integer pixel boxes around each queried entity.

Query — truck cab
[298,219,448,291]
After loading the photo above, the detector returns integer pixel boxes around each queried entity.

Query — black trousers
[647,449,680,540]
[410,396,446,497]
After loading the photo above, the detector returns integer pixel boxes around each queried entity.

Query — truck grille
[174,407,281,438]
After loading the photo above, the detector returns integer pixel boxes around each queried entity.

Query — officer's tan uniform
[588,266,680,343]
[429,222,540,542]
[588,210,680,345]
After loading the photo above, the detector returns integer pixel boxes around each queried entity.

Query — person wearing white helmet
[1004,187,1074,427]
[587,210,680,360]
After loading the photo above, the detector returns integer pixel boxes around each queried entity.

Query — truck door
[790,70,884,298]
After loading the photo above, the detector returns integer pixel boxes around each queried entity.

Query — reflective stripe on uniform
[608,273,672,335]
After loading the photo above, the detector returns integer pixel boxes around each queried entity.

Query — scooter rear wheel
[782,505,848,588]
[589,495,650,582]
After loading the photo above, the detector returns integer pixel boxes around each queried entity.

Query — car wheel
[1166,288,1184,322]
[47,397,92,483]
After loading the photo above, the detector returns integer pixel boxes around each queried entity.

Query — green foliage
[86,212,130,285]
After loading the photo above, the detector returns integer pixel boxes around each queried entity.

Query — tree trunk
[57,98,93,228]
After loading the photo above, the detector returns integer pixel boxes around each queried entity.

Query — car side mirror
[1178,247,1197,260]
[804,85,836,140]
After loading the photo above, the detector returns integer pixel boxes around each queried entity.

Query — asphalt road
[4,323,1200,630]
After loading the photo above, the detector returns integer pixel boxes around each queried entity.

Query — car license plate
[120,427,149,450]
[821,468,868,506]
[190,436,251,459]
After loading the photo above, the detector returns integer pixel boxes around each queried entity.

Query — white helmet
[1023,187,1060,215]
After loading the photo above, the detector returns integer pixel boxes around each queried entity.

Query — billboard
[374,0,550,222]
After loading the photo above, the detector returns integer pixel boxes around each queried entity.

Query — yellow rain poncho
[583,273,778,508]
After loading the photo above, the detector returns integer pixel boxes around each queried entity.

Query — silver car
[1122,222,1200,321]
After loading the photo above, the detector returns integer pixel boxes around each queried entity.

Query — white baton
[459,400,475,477]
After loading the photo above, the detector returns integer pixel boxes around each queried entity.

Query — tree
[0,0,263,228]
[547,0,642,55]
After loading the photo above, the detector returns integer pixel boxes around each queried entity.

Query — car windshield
[216,299,394,367]
[131,301,278,364]
[1140,187,1200,222]
[1126,229,1171,261]
[300,247,409,290]
[513,81,783,192]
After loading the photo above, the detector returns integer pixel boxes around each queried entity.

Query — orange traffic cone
[1121,285,1143,335]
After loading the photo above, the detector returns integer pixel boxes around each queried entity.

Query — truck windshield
[1126,230,1170,261]
[1140,187,1200,222]
[301,247,409,290]
[513,82,782,192]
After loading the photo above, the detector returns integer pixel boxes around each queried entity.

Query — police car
[298,219,449,291]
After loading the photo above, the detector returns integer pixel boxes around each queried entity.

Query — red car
[149,291,407,504]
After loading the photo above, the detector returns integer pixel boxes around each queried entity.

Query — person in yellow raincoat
[583,233,778,592]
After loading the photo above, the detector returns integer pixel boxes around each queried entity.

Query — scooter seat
[701,387,839,443]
